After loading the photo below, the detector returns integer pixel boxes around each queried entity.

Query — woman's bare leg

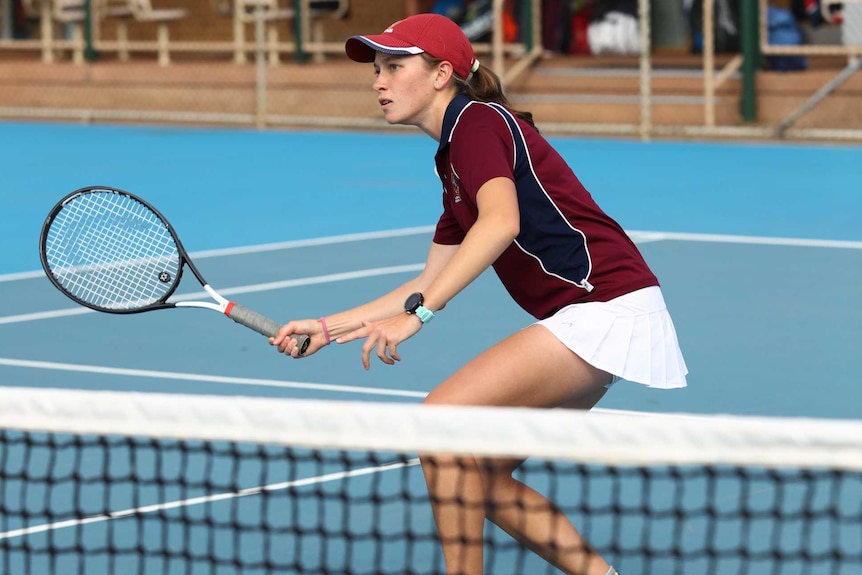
[421,324,614,575]
[481,458,609,574]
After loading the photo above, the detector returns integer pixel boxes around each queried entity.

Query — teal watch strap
[414,305,434,324]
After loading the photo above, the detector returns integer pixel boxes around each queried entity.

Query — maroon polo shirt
[432,95,658,319]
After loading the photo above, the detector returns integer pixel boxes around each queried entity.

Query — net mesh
[41,190,181,310]
[1,386,861,575]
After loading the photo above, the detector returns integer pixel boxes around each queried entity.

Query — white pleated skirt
[535,286,688,389]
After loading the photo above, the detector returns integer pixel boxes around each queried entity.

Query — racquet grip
[227,303,310,355]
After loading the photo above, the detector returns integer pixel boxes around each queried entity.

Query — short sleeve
[450,104,516,200]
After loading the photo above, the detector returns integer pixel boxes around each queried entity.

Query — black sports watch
[404,292,434,324]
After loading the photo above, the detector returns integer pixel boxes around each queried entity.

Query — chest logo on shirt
[450,169,462,203]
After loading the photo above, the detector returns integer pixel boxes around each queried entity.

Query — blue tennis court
[1,121,861,574]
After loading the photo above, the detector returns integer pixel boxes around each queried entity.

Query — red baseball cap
[345,13,478,79]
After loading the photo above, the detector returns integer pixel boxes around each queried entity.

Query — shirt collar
[437,94,472,155]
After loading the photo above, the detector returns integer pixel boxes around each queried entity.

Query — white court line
[0,358,428,399]
[0,270,45,282]
[0,458,420,541]
[0,358,669,415]
[7,226,861,285]
[189,225,436,258]
[0,264,425,326]
[0,356,667,417]
[627,230,862,250]
[0,226,436,284]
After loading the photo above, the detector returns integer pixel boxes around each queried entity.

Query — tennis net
[1,385,861,575]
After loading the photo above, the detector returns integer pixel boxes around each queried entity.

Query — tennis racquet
[39,186,310,355]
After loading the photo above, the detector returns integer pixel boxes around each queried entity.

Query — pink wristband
[317,317,331,345]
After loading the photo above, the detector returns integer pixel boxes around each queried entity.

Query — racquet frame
[40,186,309,354]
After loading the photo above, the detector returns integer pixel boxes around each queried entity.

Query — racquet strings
[44,191,181,310]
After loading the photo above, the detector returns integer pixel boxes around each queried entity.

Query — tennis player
[271,13,687,575]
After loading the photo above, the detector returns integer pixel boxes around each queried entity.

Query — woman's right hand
[270,319,327,358]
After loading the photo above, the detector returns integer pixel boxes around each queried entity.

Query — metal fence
[0,0,860,142]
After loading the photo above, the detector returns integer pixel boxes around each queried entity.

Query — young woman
[271,13,687,575]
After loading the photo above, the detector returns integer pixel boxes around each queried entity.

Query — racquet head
[40,186,184,313]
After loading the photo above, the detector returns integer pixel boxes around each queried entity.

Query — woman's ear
[435,61,455,89]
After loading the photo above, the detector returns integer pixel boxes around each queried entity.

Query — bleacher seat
[233,0,348,65]
[23,0,86,64]
[101,0,188,66]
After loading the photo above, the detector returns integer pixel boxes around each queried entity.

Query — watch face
[404,292,423,313]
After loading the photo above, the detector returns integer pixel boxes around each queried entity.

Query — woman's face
[372,53,439,127]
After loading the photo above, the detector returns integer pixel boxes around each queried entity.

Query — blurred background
[0,0,859,141]
[1,6,861,573]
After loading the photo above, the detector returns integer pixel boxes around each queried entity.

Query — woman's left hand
[337,313,423,369]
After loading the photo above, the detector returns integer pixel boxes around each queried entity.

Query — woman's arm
[421,177,520,313]
[270,238,459,355]
[339,176,520,367]
[323,240,460,340]
[273,176,519,360]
